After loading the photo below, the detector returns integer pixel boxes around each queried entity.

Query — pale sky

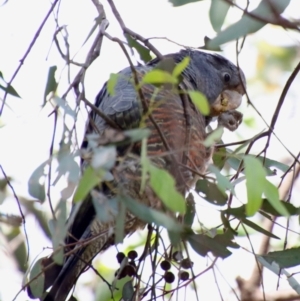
[0,0,300,300]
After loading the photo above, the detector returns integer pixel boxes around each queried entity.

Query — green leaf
[226,155,244,172]
[115,200,126,244]
[264,180,289,216]
[83,12,106,46]
[52,199,67,264]
[188,90,210,115]
[168,229,181,246]
[212,146,227,170]
[121,195,182,232]
[0,71,20,97]
[184,193,196,228]
[227,154,288,176]
[107,73,119,96]
[241,218,279,239]
[0,83,20,98]
[187,232,236,259]
[172,56,190,78]
[54,97,76,118]
[6,227,27,272]
[43,66,58,106]
[29,258,45,298]
[263,247,300,268]
[207,0,291,48]
[257,256,300,294]
[213,230,240,250]
[124,128,151,142]
[200,36,222,51]
[149,164,186,214]
[122,280,134,301]
[92,194,119,224]
[53,142,80,185]
[258,156,289,173]
[204,127,224,147]
[28,161,48,202]
[142,69,178,85]
[209,0,231,32]
[222,205,246,219]
[73,166,104,203]
[208,165,234,195]
[243,156,266,216]
[169,0,203,7]
[195,179,227,205]
[140,139,149,194]
[125,34,152,63]
[260,199,299,216]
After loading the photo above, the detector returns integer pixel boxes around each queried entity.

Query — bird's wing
[40,63,209,301]
[30,49,247,301]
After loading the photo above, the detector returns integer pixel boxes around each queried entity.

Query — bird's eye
[223,73,231,82]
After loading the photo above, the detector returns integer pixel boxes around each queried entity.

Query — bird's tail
[27,194,112,301]
[43,227,103,301]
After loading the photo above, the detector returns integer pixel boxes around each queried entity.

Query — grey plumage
[28,49,246,301]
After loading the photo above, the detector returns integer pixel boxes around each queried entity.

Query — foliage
[1,1,300,301]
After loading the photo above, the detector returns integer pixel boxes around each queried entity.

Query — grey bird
[28,49,246,301]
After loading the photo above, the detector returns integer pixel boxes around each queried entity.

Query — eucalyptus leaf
[52,199,67,264]
[142,69,178,85]
[43,66,58,105]
[244,156,266,216]
[209,0,231,32]
[196,178,227,205]
[169,0,202,7]
[264,180,289,216]
[28,258,45,298]
[73,166,105,203]
[54,97,76,118]
[149,164,186,214]
[188,90,210,115]
[263,247,300,269]
[241,218,279,239]
[208,0,291,48]
[121,195,182,232]
[204,127,224,147]
[122,280,134,301]
[107,73,119,96]
[172,56,190,78]
[0,83,20,98]
[125,34,152,63]
[257,256,300,294]
[28,161,49,202]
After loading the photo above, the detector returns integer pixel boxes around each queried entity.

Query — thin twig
[0,0,60,115]
[0,165,30,262]
[47,110,58,220]
[264,61,300,152]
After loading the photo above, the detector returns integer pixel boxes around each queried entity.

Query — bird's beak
[209,88,244,117]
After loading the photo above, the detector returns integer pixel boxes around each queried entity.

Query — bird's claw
[217,110,243,131]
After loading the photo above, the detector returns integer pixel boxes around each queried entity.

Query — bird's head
[180,50,246,115]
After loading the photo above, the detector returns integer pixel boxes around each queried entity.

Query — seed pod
[128,250,138,260]
[164,271,175,283]
[181,258,193,269]
[179,271,189,281]
[160,260,171,271]
[116,252,126,264]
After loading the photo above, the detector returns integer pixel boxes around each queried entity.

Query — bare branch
[106,0,162,59]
